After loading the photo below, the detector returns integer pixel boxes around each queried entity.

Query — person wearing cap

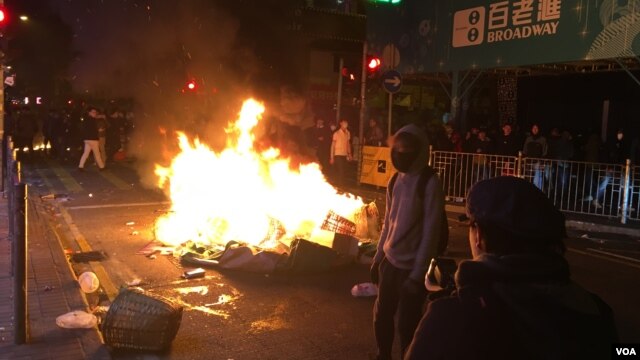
[370,124,445,360]
[404,177,617,359]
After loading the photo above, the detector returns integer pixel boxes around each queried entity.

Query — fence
[430,150,639,224]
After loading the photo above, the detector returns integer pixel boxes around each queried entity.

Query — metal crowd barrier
[430,150,638,224]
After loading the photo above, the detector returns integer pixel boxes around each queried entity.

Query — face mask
[391,149,418,173]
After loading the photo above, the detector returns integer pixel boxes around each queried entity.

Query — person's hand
[402,278,423,295]
[370,262,380,285]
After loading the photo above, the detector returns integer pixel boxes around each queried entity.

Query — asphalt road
[20,156,640,359]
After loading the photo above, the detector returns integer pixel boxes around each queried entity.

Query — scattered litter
[131,231,139,236]
[125,221,135,226]
[40,193,70,201]
[88,193,93,198]
[182,268,206,279]
[136,240,173,256]
[351,282,378,297]
[56,310,97,329]
[175,286,209,296]
[43,285,54,292]
[92,306,110,317]
[78,272,100,293]
[126,279,142,286]
[148,254,157,260]
[581,234,589,238]
[70,250,107,263]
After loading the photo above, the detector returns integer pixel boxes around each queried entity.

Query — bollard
[14,183,27,344]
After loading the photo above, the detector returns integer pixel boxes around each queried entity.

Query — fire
[154,99,364,249]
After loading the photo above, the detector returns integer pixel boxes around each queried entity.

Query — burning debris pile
[154,99,379,273]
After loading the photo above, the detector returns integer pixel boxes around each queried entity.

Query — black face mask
[391,149,418,173]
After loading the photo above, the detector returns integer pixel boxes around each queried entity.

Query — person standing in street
[405,176,617,359]
[330,119,352,186]
[370,124,445,360]
[78,107,106,171]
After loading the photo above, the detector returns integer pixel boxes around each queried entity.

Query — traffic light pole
[357,41,367,185]
[335,57,344,125]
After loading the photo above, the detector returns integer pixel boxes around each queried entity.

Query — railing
[430,149,638,224]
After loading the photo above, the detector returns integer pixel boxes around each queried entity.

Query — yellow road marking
[99,170,131,190]
[57,205,119,300]
[35,169,55,190]
[46,160,83,193]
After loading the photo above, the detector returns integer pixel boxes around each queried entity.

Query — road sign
[381,70,402,94]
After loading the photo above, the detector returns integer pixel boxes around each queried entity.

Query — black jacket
[405,253,617,360]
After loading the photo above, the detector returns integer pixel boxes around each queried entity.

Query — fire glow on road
[154,99,364,249]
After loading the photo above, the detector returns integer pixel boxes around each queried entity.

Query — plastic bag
[78,271,100,293]
[351,282,378,297]
[56,310,98,329]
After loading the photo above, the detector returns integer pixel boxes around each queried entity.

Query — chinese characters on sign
[453,0,561,48]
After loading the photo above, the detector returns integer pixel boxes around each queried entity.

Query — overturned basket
[101,287,183,352]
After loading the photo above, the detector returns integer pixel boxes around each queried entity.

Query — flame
[154,99,363,248]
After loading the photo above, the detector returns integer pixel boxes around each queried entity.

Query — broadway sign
[366,0,640,73]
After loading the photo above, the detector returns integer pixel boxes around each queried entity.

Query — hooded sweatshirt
[373,124,445,282]
[405,253,617,359]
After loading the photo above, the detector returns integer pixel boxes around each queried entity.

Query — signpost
[381,70,402,136]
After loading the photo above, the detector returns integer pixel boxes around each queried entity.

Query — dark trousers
[373,258,428,360]
[334,155,348,185]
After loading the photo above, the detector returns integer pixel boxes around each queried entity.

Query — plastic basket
[101,287,183,351]
[321,210,356,236]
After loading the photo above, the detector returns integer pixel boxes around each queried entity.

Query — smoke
[54,0,313,190]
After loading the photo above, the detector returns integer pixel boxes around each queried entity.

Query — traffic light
[0,7,8,28]
[186,80,197,91]
[341,66,356,84]
[366,56,382,78]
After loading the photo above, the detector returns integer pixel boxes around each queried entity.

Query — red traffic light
[0,8,6,23]
[367,57,381,71]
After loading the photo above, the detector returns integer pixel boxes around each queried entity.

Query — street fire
[154,99,364,250]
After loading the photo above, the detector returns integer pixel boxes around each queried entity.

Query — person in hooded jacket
[370,124,445,360]
[405,176,617,360]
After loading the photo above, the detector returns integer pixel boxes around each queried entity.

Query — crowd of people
[4,105,134,168]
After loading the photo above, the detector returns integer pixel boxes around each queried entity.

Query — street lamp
[19,15,28,21]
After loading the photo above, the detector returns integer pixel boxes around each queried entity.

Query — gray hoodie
[374,124,445,281]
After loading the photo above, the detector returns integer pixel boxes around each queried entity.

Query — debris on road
[182,268,206,279]
[148,254,157,260]
[351,282,378,297]
[126,279,142,286]
[131,231,139,235]
[126,221,135,226]
[56,310,98,329]
[70,250,108,263]
[78,271,100,293]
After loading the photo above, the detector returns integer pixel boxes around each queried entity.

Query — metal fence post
[620,159,631,224]
[516,151,523,178]
[14,182,27,344]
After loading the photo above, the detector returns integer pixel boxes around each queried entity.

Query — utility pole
[0,0,5,142]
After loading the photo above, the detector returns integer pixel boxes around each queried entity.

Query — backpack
[388,167,449,255]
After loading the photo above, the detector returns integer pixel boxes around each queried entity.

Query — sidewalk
[0,193,110,359]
